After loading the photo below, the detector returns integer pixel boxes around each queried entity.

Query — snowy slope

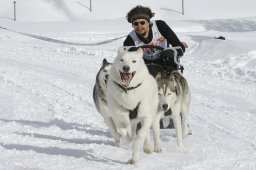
[1,0,256,169]
[1,0,256,21]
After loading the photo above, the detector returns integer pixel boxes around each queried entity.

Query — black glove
[176,48,184,57]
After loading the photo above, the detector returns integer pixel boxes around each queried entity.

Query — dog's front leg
[181,111,191,138]
[104,117,121,143]
[127,117,152,164]
[143,131,152,154]
[172,111,184,152]
[152,112,163,153]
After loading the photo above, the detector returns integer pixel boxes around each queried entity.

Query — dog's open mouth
[119,71,136,87]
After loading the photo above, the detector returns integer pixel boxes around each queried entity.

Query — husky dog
[155,71,191,151]
[107,47,159,164]
[93,58,120,143]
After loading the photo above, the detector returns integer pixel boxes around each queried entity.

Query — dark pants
[144,49,178,77]
[144,57,164,77]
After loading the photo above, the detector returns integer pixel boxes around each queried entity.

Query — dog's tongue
[123,73,131,81]
[122,73,132,86]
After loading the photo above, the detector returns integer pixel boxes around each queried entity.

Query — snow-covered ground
[0,0,256,169]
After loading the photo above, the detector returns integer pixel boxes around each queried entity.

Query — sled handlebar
[163,47,184,69]
[139,45,165,51]
[139,45,185,73]
[126,45,184,72]
[139,45,184,64]
[128,45,184,55]
[139,45,184,57]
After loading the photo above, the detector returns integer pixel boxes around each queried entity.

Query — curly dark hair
[126,5,155,23]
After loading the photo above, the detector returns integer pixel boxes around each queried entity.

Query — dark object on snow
[214,36,226,40]
[160,117,175,129]
[160,109,174,129]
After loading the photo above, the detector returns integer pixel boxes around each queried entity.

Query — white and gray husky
[93,58,120,143]
[155,71,191,151]
[107,47,159,164]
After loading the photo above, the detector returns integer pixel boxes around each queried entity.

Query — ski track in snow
[0,20,256,170]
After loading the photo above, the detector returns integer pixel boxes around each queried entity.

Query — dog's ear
[137,47,144,56]
[169,74,174,81]
[103,58,107,64]
[155,72,162,80]
[170,74,178,88]
[169,74,179,94]
[117,46,125,56]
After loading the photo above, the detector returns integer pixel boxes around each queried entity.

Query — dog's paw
[143,142,152,154]
[143,147,153,154]
[182,130,190,138]
[154,147,162,153]
[127,153,139,164]
[127,158,137,164]
[182,126,192,138]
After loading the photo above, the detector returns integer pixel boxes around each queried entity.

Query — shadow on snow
[0,143,126,165]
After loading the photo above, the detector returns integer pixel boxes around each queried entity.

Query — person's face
[132,19,149,37]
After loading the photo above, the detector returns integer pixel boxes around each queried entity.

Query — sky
[0,0,256,169]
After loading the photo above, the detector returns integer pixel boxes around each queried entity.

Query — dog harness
[112,81,142,120]
[129,20,168,60]
[113,81,142,94]
[129,102,141,120]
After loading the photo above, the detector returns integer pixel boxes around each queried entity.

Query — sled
[139,45,185,77]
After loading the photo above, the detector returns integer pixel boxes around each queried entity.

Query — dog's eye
[102,69,107,72]
[167,93,171,96]
[120,59,124,62]
[132,60,136,63]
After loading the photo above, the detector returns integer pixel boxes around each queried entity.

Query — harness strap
[129,102,141,120]
[113,81,142,93]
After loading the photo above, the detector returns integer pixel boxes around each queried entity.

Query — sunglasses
[133,21,146,26]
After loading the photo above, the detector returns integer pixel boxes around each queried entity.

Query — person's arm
[123,35,135,46]
[156,20,186,54]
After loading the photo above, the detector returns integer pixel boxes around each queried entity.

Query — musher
[123,5,188,76]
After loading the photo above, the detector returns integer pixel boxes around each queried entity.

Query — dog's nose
[123,65,130,72]
[162,104,168,110]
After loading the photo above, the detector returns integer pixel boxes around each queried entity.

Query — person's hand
[181,42,188,48]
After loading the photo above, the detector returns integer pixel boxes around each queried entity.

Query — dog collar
[113,81,142,93]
